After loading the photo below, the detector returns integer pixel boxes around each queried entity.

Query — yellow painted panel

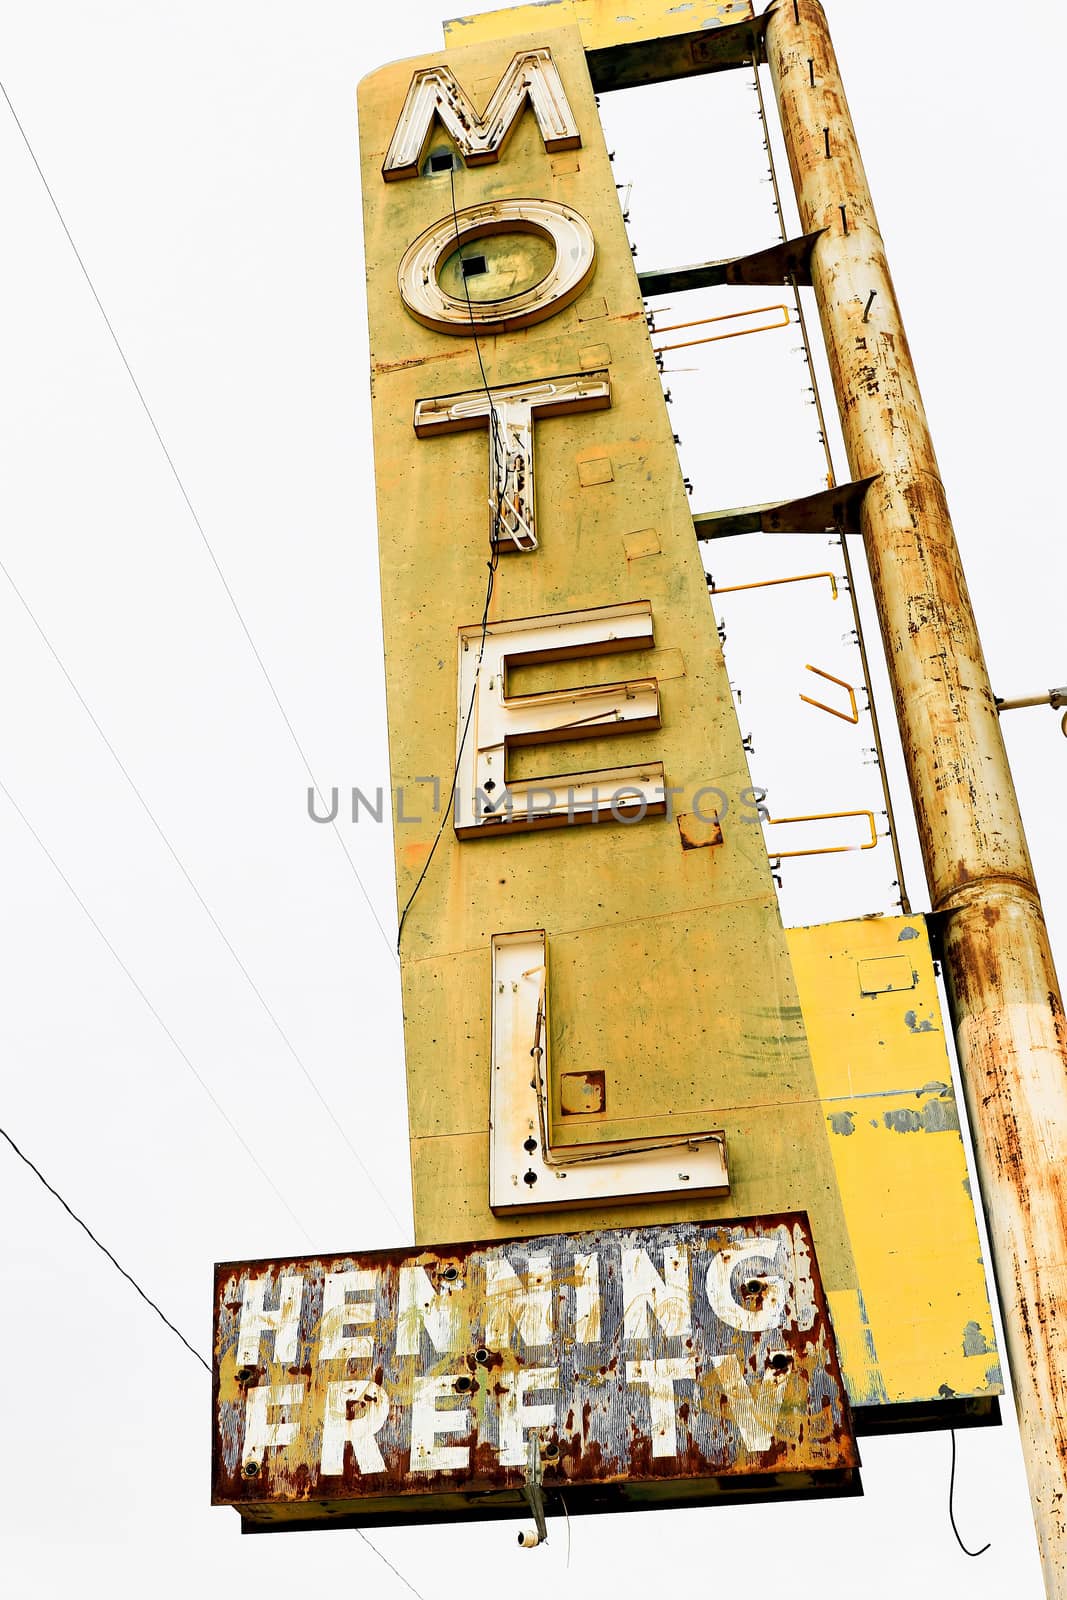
[789,916,1001,1406]
[443,0,754,51]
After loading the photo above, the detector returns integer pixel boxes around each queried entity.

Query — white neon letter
[237,1274,303,1365]
[397,198,596,336]
[622,1244,691,1341]
[383,49,580,181]
[455,601,664,837]
[242,1381,304,1470]
[485,1255,554,1349]
[705,1239,788,1333]
[320,1269,377,1360]
[409,1374,470,1473]
[498,1367,559,1466]
[414,372,610,554]
[709,1354,788,1453]
[574,1252,601,1344]
[625,1357,695,1458]
[320,1379,389,1475]
[396,1265,463,1356]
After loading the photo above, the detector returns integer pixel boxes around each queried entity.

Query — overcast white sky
[0,2,1063,1595]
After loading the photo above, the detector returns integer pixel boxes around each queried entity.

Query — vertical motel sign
[213,0,1001,1535]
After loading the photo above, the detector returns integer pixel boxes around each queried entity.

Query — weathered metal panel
[213,1214,859,1528]
[442,0,754,53]
[787,916,1001,1417]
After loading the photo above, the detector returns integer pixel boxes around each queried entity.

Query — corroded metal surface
[766,3,1067,1587]
[213,1215,858,1526]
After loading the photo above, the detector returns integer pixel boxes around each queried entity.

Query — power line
[0,552,403,1230]
[0,75,397,965]
[357,1531,428,1598]
[0,1121,211,1371]
[0,773,312,1241]
[0,1122,427,1600]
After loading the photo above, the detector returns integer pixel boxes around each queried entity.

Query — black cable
[0,77,396,964]
[949,1428,991,1557]
[0,1121,211,1371]
[0,1119,428,1596]
[356,1531,428,1597]
[0,553,402,1229]
[396,164,508,950]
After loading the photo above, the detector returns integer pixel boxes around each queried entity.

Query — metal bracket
[518,1434,548,1549]
[801,664,859,724]
[693,477,877,542]
[765,810,878,860]
[653,303,790,358]
[708,570,838,600]
[995,687,1067,737]
[639,231,823,298]
[586,12,769,93]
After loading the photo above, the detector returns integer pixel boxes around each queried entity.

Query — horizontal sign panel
[213,1215,858,1529]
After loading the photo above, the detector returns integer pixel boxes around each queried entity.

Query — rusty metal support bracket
[519,1434,549,1548]
[692,476,877,541]
[707,569,838,600]
[653,303,790,357]
[996,686,1067,738]
[766,809,878,860]
[801,664,859,724]
[586,12,768,92]
[639,231,823,298]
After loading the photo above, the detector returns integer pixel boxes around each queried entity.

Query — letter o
[397,198,596,335]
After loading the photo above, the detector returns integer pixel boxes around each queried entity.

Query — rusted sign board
[213,1214,859,1531]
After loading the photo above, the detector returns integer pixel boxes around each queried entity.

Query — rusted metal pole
[765,3,1067,1589]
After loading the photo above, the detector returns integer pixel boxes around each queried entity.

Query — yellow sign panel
[443,0,754,51]
[358,14,997,1425]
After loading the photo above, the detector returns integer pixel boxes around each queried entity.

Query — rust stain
[213,1216,857,1525]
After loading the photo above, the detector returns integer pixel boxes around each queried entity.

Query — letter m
[382,49,581,181]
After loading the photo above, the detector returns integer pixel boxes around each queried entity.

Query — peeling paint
[828,1111,855,1137]
[213,1217,858,1525]
[883,1100,960,1135]
[897,926,920,941]
[904,1009,936,1034]
[962,1320,993,1357]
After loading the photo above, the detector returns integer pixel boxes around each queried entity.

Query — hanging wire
[751,58,912,914]
[0,76,398,963]
[949,1429,992,1557]
[396,163,509,951]
[0,1118,429,1595]
[0,1121,211,1370]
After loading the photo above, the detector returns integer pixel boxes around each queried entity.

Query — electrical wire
[0,553,403,1230]
[0,774,312,1241]
[395,163,508,950]
[0,1119,428,1596]
[0,75,397,965]
[949,1429,991,1558]
[0,1121,211,1372]
[356,1531,429,1597]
